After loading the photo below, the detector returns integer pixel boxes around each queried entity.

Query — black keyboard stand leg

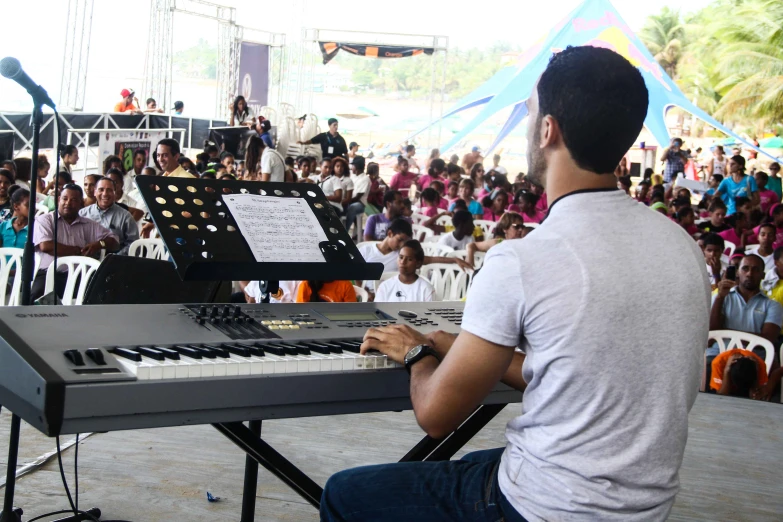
[213,422,322,513]
[399,403,507,462]
[240,420,262,522]
[0,413,22,522]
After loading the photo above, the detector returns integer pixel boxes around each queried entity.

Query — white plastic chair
[422,243,454,257]
[422,235,441,244]
[435,215,452,227]
[0,248,30,306]
[353,285,370,303]
[355,241,379,251]
[421,263,471,301]
[371,271,399,293]
[411,224,434,242]
[128,238,168,260]
[35,203,49,217]
[722,240,736,264]
[450,249,486,270]
[474,219,497,237]
[708,330,774,376]
[410,213,429,225]
[44,256,101,305]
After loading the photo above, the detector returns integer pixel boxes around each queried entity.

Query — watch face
[405,345,422,364]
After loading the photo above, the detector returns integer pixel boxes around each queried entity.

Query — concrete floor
[1,393,781,521]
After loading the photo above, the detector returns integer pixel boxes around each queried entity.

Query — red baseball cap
[120,88,134,98]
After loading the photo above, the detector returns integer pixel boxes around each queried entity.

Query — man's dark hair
[773,246,783,262]
[701,233,725,251]
[98,176,117,190]
[133,149,146,159]
[106,167,124,179]
[446,163,461,176]
[62,183,84,197]
[452,210,473,229]
[743,253,764,269]
[349,141,358,149]
[759,223,776,235]
[755,171,769,184]
[402,239,425,263]
[536,46,648,174]
[672,197,691,210]
[1,160,15,171]
[205,144,219,155]
[173,100,184,111]
[729,357,758,397]
[405,144,415,153]
[453,199,468,211]
[158,138,181,156]
[352,155,366,174]
[0,169,14,184]
[388,218,413,238]
[57,171,73,184]
[708,198,727,212]
[618,175,632,189]
[61,145,78,157]
[383,189,401,208]
[735,196,750,209]
[85,173,102,183]
[146,97,156,106]
[397,156,409,166]
[420,187,439,203]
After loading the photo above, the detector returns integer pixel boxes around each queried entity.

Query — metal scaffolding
[142,0,175,111]
[58,0,95,111]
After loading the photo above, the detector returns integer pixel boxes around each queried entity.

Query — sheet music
[222,194,329,263]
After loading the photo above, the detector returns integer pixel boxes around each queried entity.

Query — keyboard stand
[216,403,508,520]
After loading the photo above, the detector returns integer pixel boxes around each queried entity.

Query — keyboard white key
[116,358,153,380]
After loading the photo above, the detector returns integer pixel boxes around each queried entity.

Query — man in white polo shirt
[320,46,710,521]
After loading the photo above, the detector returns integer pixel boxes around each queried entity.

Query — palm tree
[640,7,687,79]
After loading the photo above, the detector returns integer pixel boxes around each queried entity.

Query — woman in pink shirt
[755,171,780,215]
[419,188,443,218]
[389,158,418,192]
[673,207,699,237]
[482,189,508,222]
[513,189,546,224]
[417,158,446,192]
[531,183,548,212]
[430,180,449,209]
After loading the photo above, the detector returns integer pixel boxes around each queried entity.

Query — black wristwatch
[404,344,440,374]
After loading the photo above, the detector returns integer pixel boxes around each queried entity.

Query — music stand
[208,127,258,160]
[134,177,384,283]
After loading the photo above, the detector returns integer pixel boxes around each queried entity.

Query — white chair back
[0,248,27,306]
[372,271,399,293]
[410,213,429,225]
[35,203,49,217]
[128,238,168,260]
[474,219,497,237]
[44,256,101,305]
[435,215,452,227]
[420,263,471,301]
[422,243,454,258]
[708,329,774,375]
[450,249,486,270]
[411,224,434,242]
[353,285,370,303]
[722,240,736,265]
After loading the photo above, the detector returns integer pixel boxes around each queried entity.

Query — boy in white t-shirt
[438,210,476,250]
[375,240,435,303]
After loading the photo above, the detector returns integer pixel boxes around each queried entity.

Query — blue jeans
[320,448,527,522]
[344,202,365,238]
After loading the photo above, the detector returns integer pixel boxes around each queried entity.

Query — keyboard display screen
[320,312,380,321]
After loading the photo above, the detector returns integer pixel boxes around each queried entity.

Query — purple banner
[237,42,270,115]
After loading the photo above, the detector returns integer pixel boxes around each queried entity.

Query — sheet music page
[222,194,329,263]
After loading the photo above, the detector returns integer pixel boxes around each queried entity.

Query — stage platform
[1,393,780,521]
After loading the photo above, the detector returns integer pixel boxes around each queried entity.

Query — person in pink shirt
[673,206,698,237]
[389,158,418,192]
[755,171,780,215]
[417,158,446,192]
[718,211,754,249]
[482,189,508,222]
[512,189,546,224]
[430,180,449,209]
[419,188,443,218]
[446,181,460,207]
[531,183,548,212]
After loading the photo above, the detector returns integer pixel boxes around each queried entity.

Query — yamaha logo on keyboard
[15,313,69,318]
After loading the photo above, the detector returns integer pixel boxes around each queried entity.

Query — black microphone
[0,57,56,109]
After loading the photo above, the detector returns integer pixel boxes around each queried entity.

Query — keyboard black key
[222,344,251,357]
[136,346,165,361]
[262,344,287,357]
[201,344,230,358]
[284,343,312,355]
[153,346,181,360]
[113,347,142,362]
[172,345,202,359]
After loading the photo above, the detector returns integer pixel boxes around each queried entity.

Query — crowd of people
[2,85,782,401]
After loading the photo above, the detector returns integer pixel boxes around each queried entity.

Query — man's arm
[759,323,779,348]
[710,280,735,330]
[326,188,343,203]
[362,327,515,438]
[38,241,82,257]
[260,172,271,182]
[423,255,472,271]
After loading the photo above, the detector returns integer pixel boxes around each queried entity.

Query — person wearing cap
[173,101,184,115]
[461,146,483,173]
[114,89,141,114]
[298,118,347,160]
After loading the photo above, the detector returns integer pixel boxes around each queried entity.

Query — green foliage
[173,39,218,79]
[642,0,783,128]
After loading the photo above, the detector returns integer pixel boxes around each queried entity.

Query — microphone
[0,57,56,109]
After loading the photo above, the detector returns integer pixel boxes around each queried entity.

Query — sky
[0,0,713,114]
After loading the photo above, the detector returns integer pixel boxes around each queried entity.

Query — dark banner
[237,42,270,115]
[319,42,434,64]
[0,132,14,162]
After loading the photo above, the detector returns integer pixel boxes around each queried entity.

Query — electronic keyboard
[0,302,519,436]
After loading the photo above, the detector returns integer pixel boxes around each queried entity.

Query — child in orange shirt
[710,349,782,400]
[296,281,357,303]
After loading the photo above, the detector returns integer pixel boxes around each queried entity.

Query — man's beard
[526,116,547,189]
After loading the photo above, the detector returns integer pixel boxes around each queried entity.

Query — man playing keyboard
[320,46,710,522]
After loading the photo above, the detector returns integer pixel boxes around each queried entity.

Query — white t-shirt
[490,165,508,175]
[352,174,371,205]
[234,107,255,125]
[245,280,299,303]
[461,190,709,521]
[319,176,344,210]
[745,245,775,273]
[358,242,398,290]
[438,232,474,251]
[260,147,286,182]
[338,175,353,195]
[375,275,434,302]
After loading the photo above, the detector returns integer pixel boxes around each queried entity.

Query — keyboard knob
[222,306,231,316]
[64,349,85,366]
[210,306,219,317]
[235,317,244,324]
[232,307,241,318]
[196,317,205,325]
[85,348,106,365]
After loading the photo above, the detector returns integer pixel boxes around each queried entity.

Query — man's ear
[539,115,562,148]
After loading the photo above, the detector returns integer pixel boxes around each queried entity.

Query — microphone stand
[1,98,41,522]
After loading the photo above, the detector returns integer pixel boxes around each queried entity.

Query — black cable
[74,433,79,514]
[55,436,84,520]
[52,109,62,289]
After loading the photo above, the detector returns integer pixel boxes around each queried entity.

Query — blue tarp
[426,0,775,161]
